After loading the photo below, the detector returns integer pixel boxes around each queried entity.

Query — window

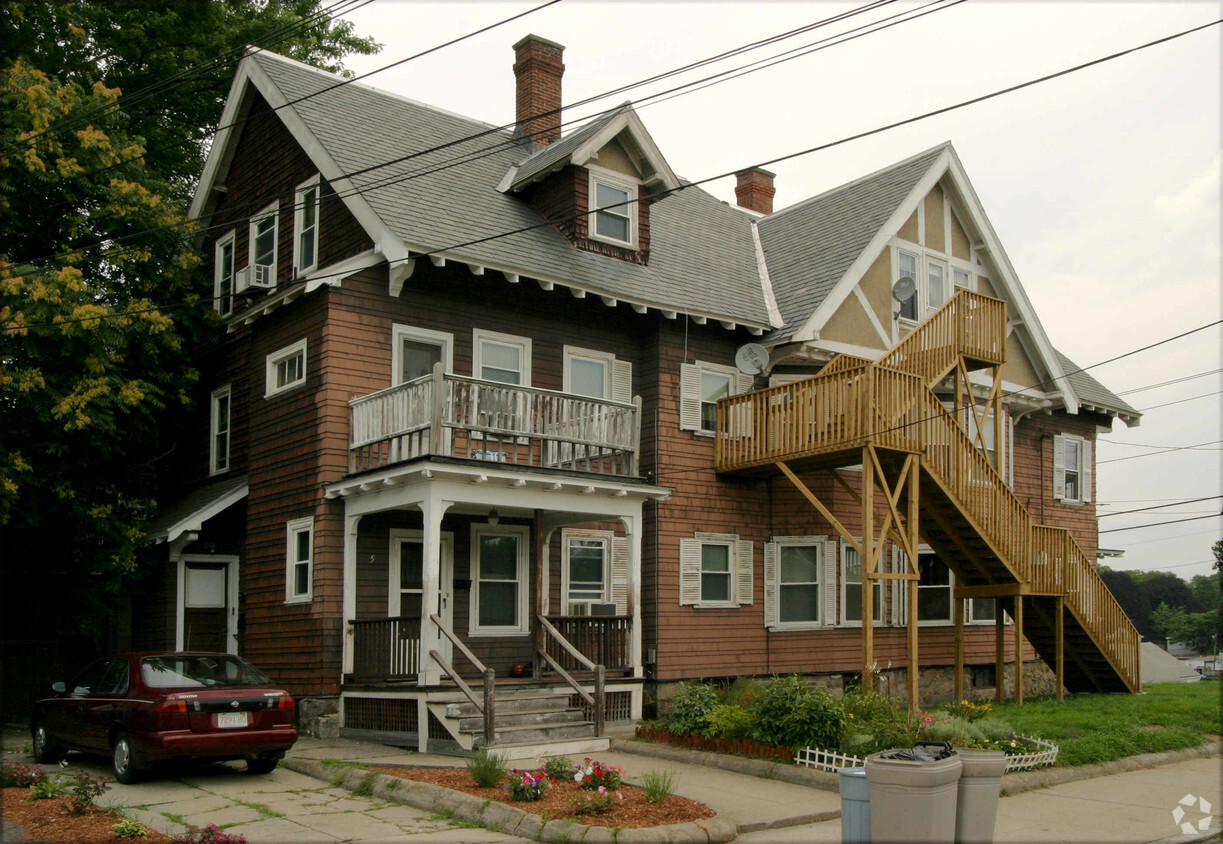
[248,202,278,286]
[214,231,236,316]
[765,536,834,628]
[563,533,608,613]
[209,385,231,475]
[841,543,883,625]
[473,329,531,386]
[392,325,453,385]
[589,170,637,248]
[897,250,919,320]
[927,259,946,309]
[679,533,753,607]
[471,524,529,634]
[917,553,952,623]
[294,175,320,275]
[894,245,974,323]
[953,268,973,292]
[969,598,996,623]
[564,347,632,402]
[285,517,313,603]
[265,339,307,397]
[679,361,751,434]
[1053,434,1092,504]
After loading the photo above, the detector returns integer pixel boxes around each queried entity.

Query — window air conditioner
[233,266,252,295]
[234,264,274,295]
[567,602,590,616]
[589,602,618,617]
[251,263,274,288]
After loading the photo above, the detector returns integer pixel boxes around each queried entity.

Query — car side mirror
[52,682,66,694]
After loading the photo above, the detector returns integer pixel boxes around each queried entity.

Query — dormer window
[589,169,637,249]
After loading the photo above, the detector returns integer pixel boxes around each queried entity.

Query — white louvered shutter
[1080,440,1092,503]
[612,359,633,405]
[735,373,755,395]
[736,539,753,605]
[763,542,778,627]
[611,536,629,614]
[679,364,701,431]
[823,537,838,626]
[1052,434,1066,500]
[679,538,701,605]
[890,545,902,626]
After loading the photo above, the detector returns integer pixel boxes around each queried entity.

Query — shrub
[171,825,248,844]
[749,675,847,750]
[26,778,68,801]
[720,677,759,709]
[945,699,993,722]
[466,748,509,787]
[507,769,549,802]
[666,681,718,736]
[568,787,619,816]
[540,755,577,781]
[574,757,622,791]
[976,718,1017,742]
[923,716,986,747]
[0,762,46,788]
[113,819,149,839]
[640,770,676,804]
[702,704,755,739]
[65,770,108,814]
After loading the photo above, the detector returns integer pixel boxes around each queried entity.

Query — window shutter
[735,373,755,395]
[1052,434,1066,500]
[890,544,903,626]
[823,537,838,625]
[679,364,701,431]
[611,536,629,615]
[763,542,777,626]
[612,359,633,405]
[736,539,753,605]
[1080,439,1092,504]
[679,538,701,605]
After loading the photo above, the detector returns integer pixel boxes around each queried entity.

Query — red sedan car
[31,653,298,783]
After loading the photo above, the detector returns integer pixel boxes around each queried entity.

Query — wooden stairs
[427,685,610,756]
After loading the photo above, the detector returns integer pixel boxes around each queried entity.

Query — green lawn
[985,680,1221,766]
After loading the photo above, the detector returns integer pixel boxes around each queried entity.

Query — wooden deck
[714,290,1140,694]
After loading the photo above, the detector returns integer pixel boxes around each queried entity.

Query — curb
[609,738,841,793]
[285,757,740,843]
[999,740,1222,796]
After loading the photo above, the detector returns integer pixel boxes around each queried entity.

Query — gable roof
[1055,350,1141,425]
[757,145,946,342]
[192,50,773,330]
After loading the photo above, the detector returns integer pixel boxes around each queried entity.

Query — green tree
[1169,610,1220,655]
[1188,572,1221,612]
[0,1,378,646]
[1213,538,1222,574]
[1149,602,1186,647]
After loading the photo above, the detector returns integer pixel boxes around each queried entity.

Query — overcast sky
[335,0,1222,579]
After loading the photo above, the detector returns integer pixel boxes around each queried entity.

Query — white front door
[390,530,453,668]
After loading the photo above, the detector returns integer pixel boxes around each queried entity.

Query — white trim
[265,337,308,398]
[839,538,882,627]
[561,528,612,612]
[694,533,738,608]
[389,528,454,663]
[852,285,892,347]
[563,346,614,399]
[293,174,321,276]
[916,551,954,626]
[392,324,453,385]
[587,166,638,249]
[1054,433,1091,504]
[568,107,681,191]
[285,516,314,604]
[469,523,530,636]
[765,537,826,631]
[209,385,231,476]
[177,555,239,654]
[214,230,236,316]
[473,328,532,387]
[248,201,279,287]
[751,220,785,328]
[680,360,740,434]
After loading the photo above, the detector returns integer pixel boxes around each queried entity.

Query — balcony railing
[349,363,641,476]
[349,615,421,680]
[542,615,632,673]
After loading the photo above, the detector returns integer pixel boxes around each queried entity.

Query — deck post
[1054,596,1065,702]
[418,492,451,686]
[954,597,965,700]
[622,515,645,679]
[342,514,362,681]
[995,606,1005,702]
[533,516,547,681]
[430,361,448,456]
[907,455,920,711]
[1014,595,1024,704]
[862,446,875,690]
[594,664,606,736]
[483,667,496,746]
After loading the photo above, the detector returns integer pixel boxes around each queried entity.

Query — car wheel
[246,752,283,775]
[111,733,144,784]
[31,723,64,764]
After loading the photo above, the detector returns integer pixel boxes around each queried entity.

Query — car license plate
[216,712,247,729]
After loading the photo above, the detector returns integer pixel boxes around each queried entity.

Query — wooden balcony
[349,363,641,477]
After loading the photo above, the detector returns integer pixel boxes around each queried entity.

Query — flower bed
[635,724,795,762]
[795,735,1059,774]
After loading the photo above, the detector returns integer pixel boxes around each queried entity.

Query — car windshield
[141,655,273,689]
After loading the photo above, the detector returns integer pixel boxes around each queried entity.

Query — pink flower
[598,786,606,794]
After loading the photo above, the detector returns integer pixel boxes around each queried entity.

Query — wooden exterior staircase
[715,290,1140,695]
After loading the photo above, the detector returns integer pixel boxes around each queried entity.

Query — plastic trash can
[865,741,963,843]
[839,766,871,843]
[954,748,1007,843]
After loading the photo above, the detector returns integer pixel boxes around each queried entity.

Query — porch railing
[542,615,632,672]
[430,613,496,746]
[349,615,421,680]
[537,615,605,736]
[349,363,641,476]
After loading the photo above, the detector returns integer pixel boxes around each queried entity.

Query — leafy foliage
[575,757,621,791]
[640,770,676,804]
[507,768,548,802]
[747,674,847,751]
[0,762,47,787]
[465,748,508,788]
[113,819,149,839]
[665,681,719,736]
[171,825,248,844]
[702,703,755,739]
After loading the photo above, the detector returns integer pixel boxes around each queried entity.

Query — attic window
[589,169,637,248]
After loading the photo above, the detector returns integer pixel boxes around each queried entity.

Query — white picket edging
[1002,735,1059,771]
[795,735,1058,773]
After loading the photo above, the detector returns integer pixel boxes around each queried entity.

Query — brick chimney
[513,35,565,146]
[735,167,777,215]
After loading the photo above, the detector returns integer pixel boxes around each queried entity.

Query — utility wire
[1116,367,1222,396]
[1097,440,1223,465]
[1099,513,1222,535]
[1097,495,1223,518]
[1137,389,1223,412]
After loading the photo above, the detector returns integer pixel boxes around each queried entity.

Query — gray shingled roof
[146,475,248,542]
[251,53,771,327]
[508,105,628,190]
[756,145,946,341]
[1054,350,1141,421]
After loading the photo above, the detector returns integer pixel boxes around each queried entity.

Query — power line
[1131,559,1215,571]
[1116,527,1222,547]
[1097,495,1223,518]
[1116,367,1223,396]
[1137,389,1223,413]
[1099,513,1222,535]
[1097,440,1223,465]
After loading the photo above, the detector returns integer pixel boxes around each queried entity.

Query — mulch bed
[2,787,174,844]
[374,766,716,829]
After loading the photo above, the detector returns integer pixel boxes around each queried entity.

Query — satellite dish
[892,276,917,302]
[735,343,770,376]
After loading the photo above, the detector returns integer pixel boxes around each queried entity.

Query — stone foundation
[296,695,341,738]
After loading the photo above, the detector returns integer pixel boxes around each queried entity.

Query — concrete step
[444,694,570,719]
[456,707,585,732]
[485,735,611,761]
[472,721,598,748]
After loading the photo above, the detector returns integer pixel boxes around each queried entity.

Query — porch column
[418,492,452,687]
[621,515,644,680]
[342,515,361,680]
[1014,595,1025,704]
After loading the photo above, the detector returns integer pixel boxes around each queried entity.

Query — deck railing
[542,615,632,672]
[349,363,641,476]
[880,290,1007,385]
[349,616,421,680]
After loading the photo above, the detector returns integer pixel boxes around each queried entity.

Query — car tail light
[154,697,189,714]
[275,694,295,710]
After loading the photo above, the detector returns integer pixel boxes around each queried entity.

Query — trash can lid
[865,751,963,786]
[877,741,957,762]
